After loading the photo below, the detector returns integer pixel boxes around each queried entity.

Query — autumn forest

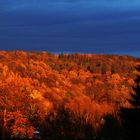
[0,51,140,139]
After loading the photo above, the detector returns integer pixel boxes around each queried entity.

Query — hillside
[0,51,139,139]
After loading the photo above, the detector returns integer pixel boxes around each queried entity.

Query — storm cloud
[0,0,140,56]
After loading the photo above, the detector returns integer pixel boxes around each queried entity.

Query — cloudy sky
[0,0,140,56]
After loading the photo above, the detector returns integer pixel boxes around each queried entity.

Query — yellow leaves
[30,89,53,115]
[30,90,43,100]
[2,65,9,76]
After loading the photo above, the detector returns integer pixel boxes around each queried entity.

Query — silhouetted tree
[120,65,140,140]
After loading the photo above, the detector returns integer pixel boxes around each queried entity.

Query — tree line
[0,51,139,139]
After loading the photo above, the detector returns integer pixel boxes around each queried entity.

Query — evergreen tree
[120,65,140,140]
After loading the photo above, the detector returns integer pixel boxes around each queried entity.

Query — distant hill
[0,51,139,139]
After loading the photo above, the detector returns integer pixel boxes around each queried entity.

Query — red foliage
[0,51,139,138]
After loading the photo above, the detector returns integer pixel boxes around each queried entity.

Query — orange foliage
[0,51,139,138]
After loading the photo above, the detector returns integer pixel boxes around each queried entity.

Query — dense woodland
[0,51,140,139]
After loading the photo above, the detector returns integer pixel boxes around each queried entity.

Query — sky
[0,0,140,56]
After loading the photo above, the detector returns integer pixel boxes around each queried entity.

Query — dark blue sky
[0,0,140,56]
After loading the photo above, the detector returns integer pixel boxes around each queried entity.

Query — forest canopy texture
[0,51,139,139]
